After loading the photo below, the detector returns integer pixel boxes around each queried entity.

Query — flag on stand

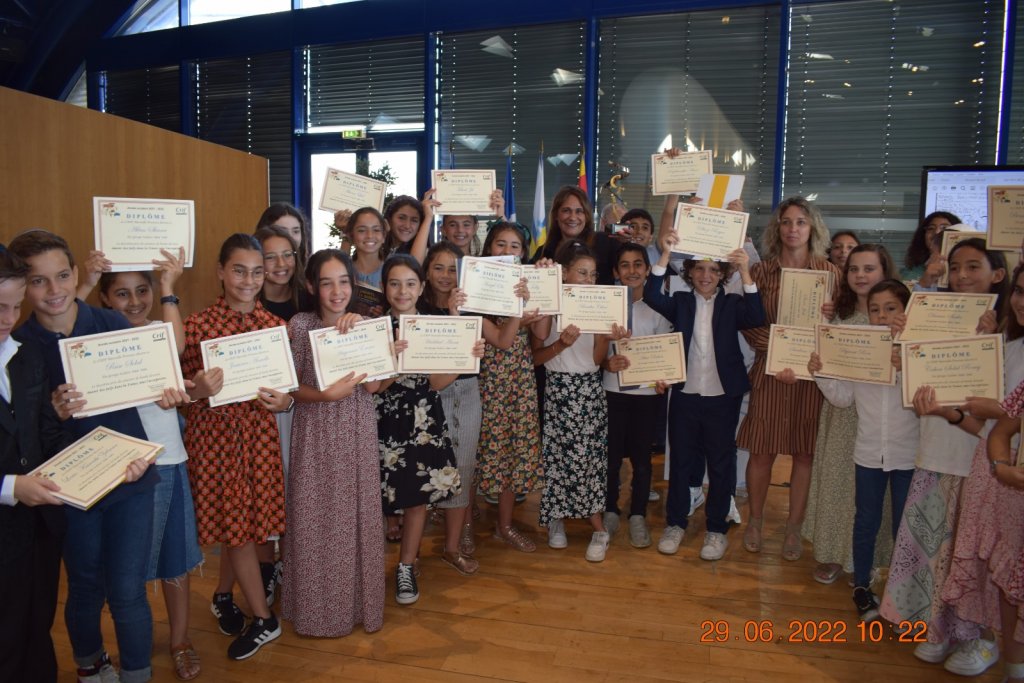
[577,147,588,193]
[532,147,546,257]
[504,149,516,222]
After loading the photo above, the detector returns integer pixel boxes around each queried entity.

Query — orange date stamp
[700,619,927,644]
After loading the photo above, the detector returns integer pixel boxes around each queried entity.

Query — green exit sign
[341,128,366,139]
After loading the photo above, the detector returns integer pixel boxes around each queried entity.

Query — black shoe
[227,613,281,660]
[852,586,880,622]
[395,562,419,605]
[260,561,278,607]
[211,592,247,636]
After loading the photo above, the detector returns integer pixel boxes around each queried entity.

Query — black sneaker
[395,562,419,605]
[227,614,281,660]
[260,561,278,607]
[852,586,880,622]
[211,592,247,636]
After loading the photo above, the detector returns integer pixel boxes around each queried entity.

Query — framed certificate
[557,285,629,335]
[815,324,895,386]
[398,315,483,374]
[318,167,387,213]
[200,326,298,407]
[650,151,713,195]
[671,204,748,261]
[28,427,163,510]
[93,197,195,271]
[522,265,562,315]
[458,256,523,317]
[432,169,497,215]
[308,317,397,390]
[59,322,185,418]
[765,324,816,381]
[938,230,986,288]
[896,292,997,343]
[778,269,833,328]
[614,332,686,390]
[901,335,1004,408]
[988,185,1024,250]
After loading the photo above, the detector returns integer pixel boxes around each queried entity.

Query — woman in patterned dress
[182,233,292,660]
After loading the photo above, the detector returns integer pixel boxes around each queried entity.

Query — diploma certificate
[309,317,397,389]
[897,292,997,343]
[815,324,896,385]
[901,335,1004,408]
[28,427,163,510]
[93,197,195,270]
[398,315,483,374]
[458,257,523,317]
[650,152,713,195]
[522,265,562,314]
[778,269,833,328]
[557,285,629,335]
[432,170,497,215]
[59,323,185,418]
[765,324,816,381]
[939,230,986,288]
[614,332,686,390]
[671,204,748,260]
[201,326,298,407]
[989,186,1024,250]
[319,167,387,213]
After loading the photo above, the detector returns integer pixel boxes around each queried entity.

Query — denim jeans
[853,464,913,588]
[64,485,155,683]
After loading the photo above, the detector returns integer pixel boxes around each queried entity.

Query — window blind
[103,65,181,132]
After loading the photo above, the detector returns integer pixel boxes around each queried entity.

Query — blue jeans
[64,486,155,683]
[853,465,913,589]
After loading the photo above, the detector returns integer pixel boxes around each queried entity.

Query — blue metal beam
[772,0,790,207]
[999,0,1018,164]
[583,16,599,204]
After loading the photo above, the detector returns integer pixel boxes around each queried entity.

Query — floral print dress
[375,374,461,511]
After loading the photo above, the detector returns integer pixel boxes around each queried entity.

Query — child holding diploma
[181,233,292,661]
[97,250,205,680]
[807,279,918,622]
[10,230,180,683]
[347,207,390,312]
[281,248,385,637]
[641,232,763,560]
[385,193,438,259]
[0,248,72,683]
[433,189,505,258]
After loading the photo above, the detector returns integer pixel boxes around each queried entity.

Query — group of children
[7,180,1024,683]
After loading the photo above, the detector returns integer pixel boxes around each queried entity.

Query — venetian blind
[103,65,181,132]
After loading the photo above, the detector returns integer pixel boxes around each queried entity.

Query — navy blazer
[0,344,72,576]
[643,271,765,397]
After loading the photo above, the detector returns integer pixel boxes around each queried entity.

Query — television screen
[920,166,1024,229]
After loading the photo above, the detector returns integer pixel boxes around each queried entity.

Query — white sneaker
[628,514,651,548]
[943,638,999,676]
[648,490,660,502]
[726,496,742,524]
[603,511,620,537]
[586,531,610,562]
[700,532,729,560]
[913,639,953,663]
[689,487,706,516]
[657,525,685,555]
[547,518,567,549]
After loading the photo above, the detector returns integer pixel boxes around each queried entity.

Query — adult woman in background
[901,211,961,282]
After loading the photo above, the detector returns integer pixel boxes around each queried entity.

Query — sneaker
[210,592,246,636]
[395,562,419,605]
[914,639,953,663]
[547,518,568,549]
[726,496,742,524]
[603,511,620,537]
[259,561,277,607]
[700,531,729,560]
[493,525,537,553]
[852,586,880,622]
[77,652,119,683]
[227,614,281,660]
[944,638,999,676]
[648,490,660,502]
[848,567,879,588]
[657,525,685,555]
[628,514,651,548]
[585,531,610,562]
[689,487,706,516]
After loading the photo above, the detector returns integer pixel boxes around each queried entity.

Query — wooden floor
[54,456,1002,682]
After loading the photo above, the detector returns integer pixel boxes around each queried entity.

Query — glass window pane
[299,0,365,7]
[310,153,358,252]
[115,0,180,36]
[64,68,88,108]
[187,0,290,25]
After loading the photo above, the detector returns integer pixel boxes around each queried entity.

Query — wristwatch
[160,295,180,306]
[990,459,1013,475]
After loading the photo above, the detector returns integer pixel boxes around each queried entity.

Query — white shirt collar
[0,336,20,370]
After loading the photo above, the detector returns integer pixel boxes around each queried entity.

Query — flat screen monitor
[920,165,1024,229]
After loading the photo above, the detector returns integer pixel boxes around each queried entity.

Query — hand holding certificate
[93,197,195,271]
[59,323,185,418]
[670,204,748,261]
[309,317,397,390]
[613,333,686,390]
[458,256,524,317]
[28,427,163,510]
[558,285,629,334]
[897,293,997,342]
[765,324,816,381]
[778,269,833,327]
[319,167,387,213]
[432,170,497,215]
[398,315,483,374]
[901,335,1004,408]
[650,151,713,195]
[521,265,561,314]
[815,324,895,385]
[200,326,298,407]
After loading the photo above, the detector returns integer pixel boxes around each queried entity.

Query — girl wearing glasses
[254,225,312,323]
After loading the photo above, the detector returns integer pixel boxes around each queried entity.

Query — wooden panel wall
[0,86,269,319]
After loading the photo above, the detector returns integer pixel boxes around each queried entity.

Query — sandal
[494,525,537,553]
[441,550,480,576]
[459,523,476,556]
[386,515,403,543]
[170,643,200,681]
[813,562,843,584]
[471,502,481,521]
[743,517,763,553]
[782,523,803,561]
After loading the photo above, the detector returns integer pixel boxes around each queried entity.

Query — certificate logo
[407,318,422,332]
[821,326,835,340]
[93,432,108,442]
[436,172,449,183]
[917,295,930,306]
[995,189,1011,204]
[100,201,121,217]
[208,342,224,357]
[270,332,282,343]
[982,341,995,351]
[68,341,92,359]
[908,344,926,359]
[814,275,827,290]
[175,206,188,215]
[152,331,166,342]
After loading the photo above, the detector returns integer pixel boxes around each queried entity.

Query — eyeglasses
[263,251,296,263]
[229,266,265,281]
